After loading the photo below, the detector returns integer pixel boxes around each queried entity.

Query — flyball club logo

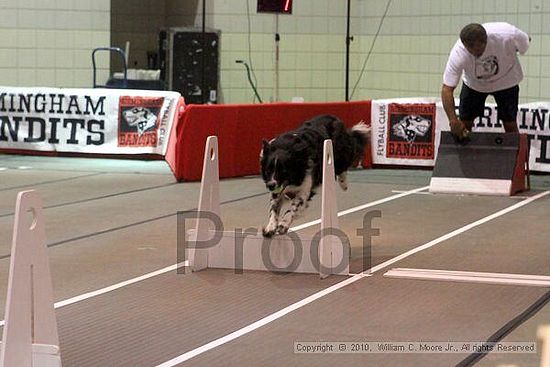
[387,103,435,159]
[118,96,163,147]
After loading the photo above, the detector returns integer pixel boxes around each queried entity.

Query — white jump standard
[185,136,351,278]
[0,191,62,367]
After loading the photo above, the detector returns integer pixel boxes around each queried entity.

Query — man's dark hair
[460,23,487,46]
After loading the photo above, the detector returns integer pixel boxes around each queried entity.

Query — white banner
[0,86,183,156]
[371,97,550,172]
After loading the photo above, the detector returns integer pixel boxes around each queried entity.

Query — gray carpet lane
[347,167,432,186]
[0,215,177,307]
[0,177,265,256]
[0,154,174,175]
[0,168,99,193]
[182,275,547,367]
[382,194,550,276]
[327,192,523,273]
[213,181,421,236]
[55,269,347,367]
[0,172,176,216]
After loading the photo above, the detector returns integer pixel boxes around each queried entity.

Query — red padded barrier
[167,101,372,181]
[511,134,528,194]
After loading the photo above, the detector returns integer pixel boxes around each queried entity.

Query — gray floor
[0,153,548,367]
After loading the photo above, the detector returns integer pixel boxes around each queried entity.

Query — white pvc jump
[0,191,62,367]
[539,325,550,367]
[384,268,550,287]
[186,136,350,279]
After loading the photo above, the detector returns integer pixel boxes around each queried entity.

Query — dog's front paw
[338,174,348,191]
[262,220,278,237]
[262,227,276,237]
[276,224,289,235]
[338,180,348,191]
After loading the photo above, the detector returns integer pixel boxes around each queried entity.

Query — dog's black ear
[260,139,269,159]
[261,139,271,153]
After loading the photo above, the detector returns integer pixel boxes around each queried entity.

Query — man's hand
[450,119,470,140]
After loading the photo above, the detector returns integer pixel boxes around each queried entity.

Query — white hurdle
[0,191,62,367]
[186,136,350,279]
[540,325,550,367]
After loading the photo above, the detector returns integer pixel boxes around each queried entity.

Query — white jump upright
[540,325,550,367]
[186,136,350,278]
[188,136,220,271]
[319,140,349,278]
[0,190,62,367]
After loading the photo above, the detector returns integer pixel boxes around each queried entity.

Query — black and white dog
[260,114,370,237]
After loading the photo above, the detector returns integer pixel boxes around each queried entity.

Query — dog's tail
[347,121,371,166]
[348,121,371,147]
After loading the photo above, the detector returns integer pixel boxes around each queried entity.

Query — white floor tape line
[153,190,549,367]
[384,268,550,287]
[0,186,427,327]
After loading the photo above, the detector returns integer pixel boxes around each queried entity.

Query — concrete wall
[0,0,548,104]
[0,0,110,88]
[211,0,548,104]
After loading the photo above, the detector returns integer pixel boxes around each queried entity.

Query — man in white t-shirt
[441,22,530,139]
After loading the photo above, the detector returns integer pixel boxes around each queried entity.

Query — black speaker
[159,28,220,104]
[430,132,528,196]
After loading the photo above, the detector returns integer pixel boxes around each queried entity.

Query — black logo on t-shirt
[475,55,499,79]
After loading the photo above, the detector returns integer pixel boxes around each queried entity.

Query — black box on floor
[429,132,528,196]
[159,27,220,104]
